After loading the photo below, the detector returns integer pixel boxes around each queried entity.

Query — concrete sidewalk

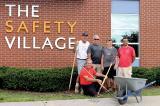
[0,96,160,106]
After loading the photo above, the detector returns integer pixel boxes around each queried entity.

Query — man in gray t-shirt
[102,47,117,68]
[87,35,103,73]
[101,39,117,91]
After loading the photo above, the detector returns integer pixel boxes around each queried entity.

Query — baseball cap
[82,32,88,36]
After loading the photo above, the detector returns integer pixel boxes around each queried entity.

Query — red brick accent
[140,0,160,67]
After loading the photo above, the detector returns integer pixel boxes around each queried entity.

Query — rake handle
[68,51,77,90]
[97,63,112,95]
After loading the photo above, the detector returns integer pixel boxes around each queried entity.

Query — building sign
[2,4,76,50]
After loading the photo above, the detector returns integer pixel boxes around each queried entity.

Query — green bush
[0,66,77,92]
[151,67,160,86]
[132,67,159,85]
[132,67,149,78]
[0,66,159,92]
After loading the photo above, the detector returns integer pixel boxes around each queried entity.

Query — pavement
[0,96,160,106]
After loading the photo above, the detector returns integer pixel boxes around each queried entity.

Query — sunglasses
[107,39,112,41]
[94,39,99,40]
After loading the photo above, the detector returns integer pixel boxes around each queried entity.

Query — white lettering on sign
[5,36,76,50]
[5,4,39,17]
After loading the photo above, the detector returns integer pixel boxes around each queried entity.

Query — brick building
[0,0,160,68]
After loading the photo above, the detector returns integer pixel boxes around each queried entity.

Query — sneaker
[75,83,79,93]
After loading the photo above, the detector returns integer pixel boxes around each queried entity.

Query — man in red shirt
[79,59,105,96]
[117,38,135,78]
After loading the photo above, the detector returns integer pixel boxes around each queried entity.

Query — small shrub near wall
[0,66,159,92]
[132,67,159,85]
[0,67,77,92]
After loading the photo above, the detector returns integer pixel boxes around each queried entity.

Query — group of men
[74,32,135,96]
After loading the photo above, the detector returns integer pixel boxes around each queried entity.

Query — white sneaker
[75,83,79,93]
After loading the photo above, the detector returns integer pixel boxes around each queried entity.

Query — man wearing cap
[75,32,90,93]
[87,34,103,73]
[117,37,135,78]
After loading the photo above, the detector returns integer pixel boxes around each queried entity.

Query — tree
[122,31,139,43]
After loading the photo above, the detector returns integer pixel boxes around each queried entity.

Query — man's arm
[132,48,136,63]
[87,45,91,59]
[73,41,79,53]
[101,49,104,71]
[95,73,105,78]
[117,48,120,58]
[83,76,102,84]
[101,54,104,67]
[114,56,119,70]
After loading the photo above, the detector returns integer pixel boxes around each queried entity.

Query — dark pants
[81,83,100,96]
[103,65,116,79]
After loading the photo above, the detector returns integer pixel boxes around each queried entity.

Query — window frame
[111,0,140,66]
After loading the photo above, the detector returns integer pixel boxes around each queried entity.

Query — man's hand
[102,74,106,78]
[101,66,104,71]
[96,79,102,84]
[114,64,118,70]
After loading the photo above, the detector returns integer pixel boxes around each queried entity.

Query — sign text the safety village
[3,4,76,50]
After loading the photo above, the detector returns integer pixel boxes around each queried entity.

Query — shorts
[117,66,132,78]
[77,59,86,74]
[102,65,116,79]
[92,64,102,73]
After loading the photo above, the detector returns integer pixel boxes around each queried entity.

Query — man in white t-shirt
[75,32,90,93]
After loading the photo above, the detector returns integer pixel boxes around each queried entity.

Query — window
[111,0,140,67]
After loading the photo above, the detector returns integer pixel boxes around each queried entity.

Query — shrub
[0,66,77,92]
[133,67,159,85]
[0,66,159,92]
[151,67,160,86]
[132,67,149,79]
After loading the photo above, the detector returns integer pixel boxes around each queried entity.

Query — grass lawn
[0,87,160,102]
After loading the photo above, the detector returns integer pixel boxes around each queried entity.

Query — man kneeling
[79,59,105,96]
